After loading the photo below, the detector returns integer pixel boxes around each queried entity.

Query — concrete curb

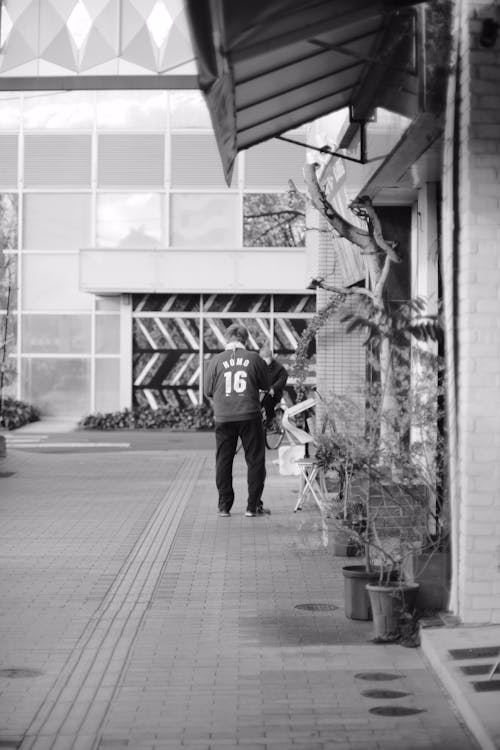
[421,625,500,750]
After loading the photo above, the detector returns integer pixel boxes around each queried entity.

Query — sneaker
[218,510,231,517]
[245,511,257,517]
[257,506,271,515]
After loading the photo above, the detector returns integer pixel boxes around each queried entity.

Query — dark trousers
[215,418,266,513]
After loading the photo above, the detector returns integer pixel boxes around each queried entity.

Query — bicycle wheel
[265,409,285,450]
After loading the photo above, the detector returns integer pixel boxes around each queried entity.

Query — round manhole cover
[0,668,43,679]
[355,672,404,681]
[294,603,338,612]
[361,689,411,699]
[369,706,426,716]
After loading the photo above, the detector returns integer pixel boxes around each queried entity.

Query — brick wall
[315,216,366,426]
[451,0,500,622]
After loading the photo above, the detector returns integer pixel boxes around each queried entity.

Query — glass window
[96,91,167,130]
[169,91,211,129]
[170,194,239,248]
[202,294,271,313]
[0,253,17,311]
[133,317,199,352]
[96,314,120,354]
[273,294,316,313]
[243,193,305,247]
[0,194,18,249]
[22,254,92,311]
[22,314,91,354]
[95,358,120,412]
[0,92,21,129]
[0,313,17,392]
[21,357,90,416]
[23,193,91,250]
[203,318,270,355]
[95,296,121,312]
[133,293,200,312]
[274,318,314,355]
[23,91,94,129]
[96,193,162,248]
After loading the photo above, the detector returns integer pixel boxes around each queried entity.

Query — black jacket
[266,359,288,400]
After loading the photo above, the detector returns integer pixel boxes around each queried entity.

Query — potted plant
[314,417,365,559]
[312,348,447,638]
[288,164,448,638]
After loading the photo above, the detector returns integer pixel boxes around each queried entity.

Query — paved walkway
[0,434,483,749]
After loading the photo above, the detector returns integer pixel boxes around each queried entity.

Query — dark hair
[225,323,249,345]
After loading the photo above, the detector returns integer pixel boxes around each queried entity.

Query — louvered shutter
[0,134,18,187]
[244,133,306,190]
[98,134,164,187]
[24,134,91,187]
[170,133,236,188]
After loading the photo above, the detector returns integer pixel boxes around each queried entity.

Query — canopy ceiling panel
[185,0,423,185]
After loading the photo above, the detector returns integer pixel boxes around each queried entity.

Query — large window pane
[97,91,167,130]
[95,358,120,412]
[133,293,200,312]
[96,193,162,248]
[22,314,91,353]
[22,254,92,311]
[0,194,18,249]
[0,253,17,311]
[243,193,305,247]
[23,193,91,250]
[95,296,121,312]
[96,314,120,354]
[274,318,314,355]
[133,317,200,410]
[273,294,316,313]
[23,91,94,129]
[0,313,17,393]
[203,318,270,355]
[169,91,211,128]
[0,93,20,129]
[21,357,90,416]
[202,294,271,313]
[170,194,239,248]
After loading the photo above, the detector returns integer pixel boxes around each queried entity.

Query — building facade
[0,87,321,416]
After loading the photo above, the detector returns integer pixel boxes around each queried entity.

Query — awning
[185,1,424,185]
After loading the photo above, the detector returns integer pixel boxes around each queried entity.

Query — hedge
[0,397,40,430]
[79,403,215,431]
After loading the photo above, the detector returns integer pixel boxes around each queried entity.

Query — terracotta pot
[366,582,420,641]
[342,565,380,620]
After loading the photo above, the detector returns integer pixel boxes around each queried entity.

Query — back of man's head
[225,323,249,346]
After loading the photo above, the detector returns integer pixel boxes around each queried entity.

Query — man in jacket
[259,343,289,424]
[204,323,269,517]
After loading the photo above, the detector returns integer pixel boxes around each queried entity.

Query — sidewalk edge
[420,627,497,750]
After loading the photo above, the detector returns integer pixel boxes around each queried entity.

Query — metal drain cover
[369,706,426,716]
[361,689,411,699]
[294,603,338,612]
[0,668,43,679]
[355,672,404,681]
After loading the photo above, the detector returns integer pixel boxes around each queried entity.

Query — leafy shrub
[79,403,215,431]
[0,397,40,430]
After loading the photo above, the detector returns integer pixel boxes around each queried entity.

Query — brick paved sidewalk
[0,444,479,750]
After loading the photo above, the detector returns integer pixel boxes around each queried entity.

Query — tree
[243,192,305,247]
[0,194,18,415]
